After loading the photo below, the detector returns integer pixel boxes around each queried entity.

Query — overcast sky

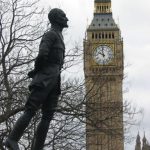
[41,0,150,149]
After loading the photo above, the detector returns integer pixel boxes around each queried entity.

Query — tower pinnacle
[95,0,111,2]
[143,132,147,144]
[135,132,141,150]
[94,0,112,13]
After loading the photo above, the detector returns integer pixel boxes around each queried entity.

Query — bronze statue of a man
[4,8,68,150]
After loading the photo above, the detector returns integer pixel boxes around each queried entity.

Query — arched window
[112,33,115,38]
[100,6,102,11]
[109,33,111,38]
[99,33,101,39]
[105,33,108,39]
[95,33,98,39]
[102,33,104,39]
[92,33,94,39]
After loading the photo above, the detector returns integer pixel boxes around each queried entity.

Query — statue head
[48,8,68,28]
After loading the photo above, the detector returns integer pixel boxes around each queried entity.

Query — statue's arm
[35,31,57,67]
[28,31,57,78]
[38,31,56,60]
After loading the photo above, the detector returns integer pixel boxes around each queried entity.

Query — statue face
[49,8,69,28]
[55,11,69,28]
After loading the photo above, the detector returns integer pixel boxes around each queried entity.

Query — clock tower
[84,0,124,150]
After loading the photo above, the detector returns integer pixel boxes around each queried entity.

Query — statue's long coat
[29,29,65,95]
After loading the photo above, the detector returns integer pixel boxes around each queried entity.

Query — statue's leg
[4,86,48,150]
[4,109,35,150]
[31,94,59,150]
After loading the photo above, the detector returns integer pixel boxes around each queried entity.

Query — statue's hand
[28,70,36,78]
[34,53,49,73]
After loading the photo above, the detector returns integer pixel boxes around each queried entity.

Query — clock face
[93,45,113,65]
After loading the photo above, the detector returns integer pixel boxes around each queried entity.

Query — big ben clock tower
[84,0,124,150]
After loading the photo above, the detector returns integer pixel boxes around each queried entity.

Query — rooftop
[88,13,118,30]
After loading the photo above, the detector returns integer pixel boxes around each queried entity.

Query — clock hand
[97,51,104,57]
[101,46,105,57]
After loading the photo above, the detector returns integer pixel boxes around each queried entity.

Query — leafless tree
[0,0,142,149]
[0,0,45,148]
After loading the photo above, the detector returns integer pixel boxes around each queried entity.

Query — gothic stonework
[135,133,150,150]
[84,0,124,150]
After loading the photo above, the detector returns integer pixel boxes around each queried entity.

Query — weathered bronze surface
[4,8,68,150]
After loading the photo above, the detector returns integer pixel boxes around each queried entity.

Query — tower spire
[143,132,146,143]
[84,0,124,150]
[94,0,112,14]
[135,132,141,150]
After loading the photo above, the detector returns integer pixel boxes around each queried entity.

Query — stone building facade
[135,133,150,150]
[84,0,124,149]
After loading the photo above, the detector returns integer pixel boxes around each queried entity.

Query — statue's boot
[4,110,35,150]
[3,138,20,150]
[31,119,50,150]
